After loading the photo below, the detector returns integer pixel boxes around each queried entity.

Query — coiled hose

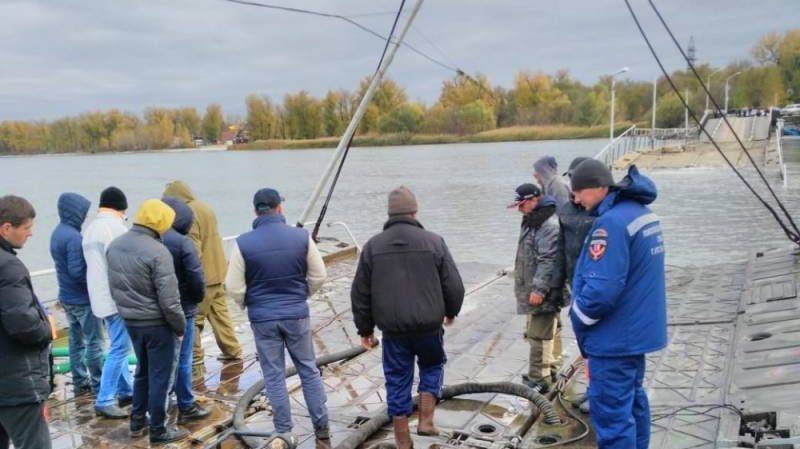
[233,345,368,449]
[334,382,560,449]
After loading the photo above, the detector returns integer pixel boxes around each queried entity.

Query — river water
[2,139,798,290]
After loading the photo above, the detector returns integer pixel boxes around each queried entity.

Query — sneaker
[150,426,189,445]
[130,414,149,438]
[117,396,133,408]
[95,404,129,419]
[269,434,298,449]
[178,403,211,424]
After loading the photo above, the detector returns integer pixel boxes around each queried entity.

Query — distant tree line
[1,29,798,154]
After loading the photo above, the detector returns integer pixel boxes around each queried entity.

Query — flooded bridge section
[44,238,800,448]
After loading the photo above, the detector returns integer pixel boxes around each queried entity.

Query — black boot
[130,414,149,438]
[178,403,212,424]
[150,426,189,445]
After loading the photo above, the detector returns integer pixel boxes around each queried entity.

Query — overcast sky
[1,0,797,121]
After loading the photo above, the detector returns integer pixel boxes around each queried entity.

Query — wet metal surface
[46,239,800,448]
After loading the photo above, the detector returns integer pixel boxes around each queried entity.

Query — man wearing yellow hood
[106,199,189,445]
[163,181,242,375]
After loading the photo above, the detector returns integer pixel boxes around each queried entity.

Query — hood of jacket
[162,196,194,235]
[598,165,658,215]
[57,193,91,230]
[533,156,559,182]
[163,180,196,203]
[524,195,557,229]
[134,199,175,236]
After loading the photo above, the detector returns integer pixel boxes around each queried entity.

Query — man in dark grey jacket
[0,195,52,449]
[351,186,464,449]
[107,199,187,445]
[510,184,562,393]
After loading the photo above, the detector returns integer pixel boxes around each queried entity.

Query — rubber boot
[417,392,439,436]
[315,425,332,449]
[393,416,414,449]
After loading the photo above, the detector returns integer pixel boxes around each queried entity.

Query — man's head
[253,188,284,216]
[565,156,590,205]
[0,195,36,249]
[570,159,615,211]
[387,186,418,218]
[533,155,558,185]
[509,183,542,215]
[99,186,128,213]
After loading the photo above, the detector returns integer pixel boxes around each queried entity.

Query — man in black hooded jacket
[162,197,210,423]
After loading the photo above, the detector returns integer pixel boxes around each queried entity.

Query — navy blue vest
[236,214,310,322]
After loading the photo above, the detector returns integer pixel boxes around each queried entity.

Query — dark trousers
[0,402,51,449]
[382,330,446,418]
[588,355,650,449]
[127,325,178,432]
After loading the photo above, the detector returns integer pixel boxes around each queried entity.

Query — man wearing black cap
[82,186,134,419]
[509,184,562,393]
[225,188,330,449]
[569,161,667,449]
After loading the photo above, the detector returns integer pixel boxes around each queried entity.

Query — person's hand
[361,335,378,350]
[444,316,455,327]
[529,292,544,306]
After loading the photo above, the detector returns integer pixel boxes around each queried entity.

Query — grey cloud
[0,0,797,120]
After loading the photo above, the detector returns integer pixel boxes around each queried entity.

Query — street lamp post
[705,68,722,112]
[651,77,657,149]
[610,67,630,141]
[724,71,742,114]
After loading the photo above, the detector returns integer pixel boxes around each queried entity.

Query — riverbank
[230,122,636,151]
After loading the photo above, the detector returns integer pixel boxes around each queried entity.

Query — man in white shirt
[82,186,133,419]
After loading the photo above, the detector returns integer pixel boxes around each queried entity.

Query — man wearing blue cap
[225,188,330,449]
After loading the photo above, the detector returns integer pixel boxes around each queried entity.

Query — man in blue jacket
[569,160,667,449]
[49,192,104,396]
[225,188,329,449]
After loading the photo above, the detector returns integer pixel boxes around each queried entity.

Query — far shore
[230,123,636,151]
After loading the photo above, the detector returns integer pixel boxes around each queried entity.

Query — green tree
[656,92,684,128]
[377,103,424,134]
[202,104,224,143]
[246,95,279,140]
[283,91,322,139]
[512,71,571,124]
[453,100,496,135]
[321,90,351,136]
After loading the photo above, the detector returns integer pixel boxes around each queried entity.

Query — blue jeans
[95,314,133,408]
[128,325,178,432]
[382,330,446,418]
[62,303,104,392]
[588,355,650,449]
[173,316,195,410]
[252,318,328,435]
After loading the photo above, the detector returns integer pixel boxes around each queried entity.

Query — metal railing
[594,125,697,168]
[776,120,788,188]
[31,220,360,307]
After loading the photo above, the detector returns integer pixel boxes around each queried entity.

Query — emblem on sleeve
[589,228,608,261]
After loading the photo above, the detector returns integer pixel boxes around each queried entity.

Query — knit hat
[134,199,175,236]
[387,186,418,216]
[570,159,615,191]
[507,183,542,209]
[564,156,590,176]
[99,186,128,211]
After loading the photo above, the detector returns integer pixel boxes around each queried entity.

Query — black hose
[232,345,368,449]
[335,381,561,449]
